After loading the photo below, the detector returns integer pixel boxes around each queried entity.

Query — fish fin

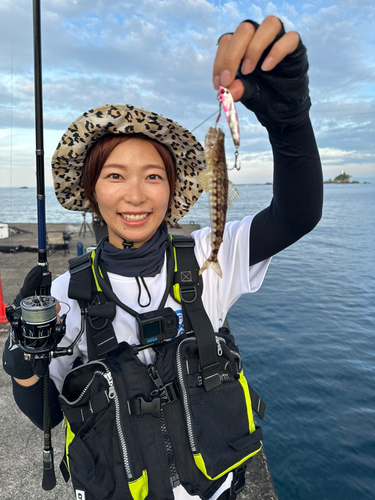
[199,170,209,192]
[205,231,212,247]
[199,258,222,278]
[227,180,239,209]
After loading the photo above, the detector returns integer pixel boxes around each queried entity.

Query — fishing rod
[33,0,49,279]
[6,0,60,491]
[32,0,57,490]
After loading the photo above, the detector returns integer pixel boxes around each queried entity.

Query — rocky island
[324,171,363,184]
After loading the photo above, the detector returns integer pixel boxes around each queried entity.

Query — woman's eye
[109,173,122,180]
[148,174,162,180]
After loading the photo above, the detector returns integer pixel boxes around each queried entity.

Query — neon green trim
[173,283,181,303]
[128,470,149,500]
[169,235,181,303]
[65,417,75,472]
[90,250,102,292]
[194,442,262,480]
[238,370,256,433]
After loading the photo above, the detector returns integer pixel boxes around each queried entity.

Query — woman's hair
[83,133,176,216]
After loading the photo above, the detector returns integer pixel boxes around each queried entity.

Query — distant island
[324,171,369,184]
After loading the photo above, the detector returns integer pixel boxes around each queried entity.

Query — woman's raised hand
[213,16,310,128]
[213,16,300,102]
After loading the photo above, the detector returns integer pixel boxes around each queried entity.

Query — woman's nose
[123,179,145,205]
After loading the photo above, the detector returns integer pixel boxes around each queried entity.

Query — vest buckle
[128,396,161,418]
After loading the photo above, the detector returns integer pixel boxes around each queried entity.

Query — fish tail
[199,258,222,278]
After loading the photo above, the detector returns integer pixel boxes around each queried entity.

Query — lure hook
[227,149,241,171]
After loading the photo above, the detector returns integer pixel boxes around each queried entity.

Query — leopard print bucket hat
[52,104,205,224]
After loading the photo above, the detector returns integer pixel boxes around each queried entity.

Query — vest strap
[173,236,221,391]
[248,385,266,420]
[229,464,247,498]
[68,253,119,361]
[68,253,93,301]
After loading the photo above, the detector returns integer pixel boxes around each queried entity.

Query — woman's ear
[91,192,101,216]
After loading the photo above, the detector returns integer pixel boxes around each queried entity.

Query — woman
[3,17,323,500]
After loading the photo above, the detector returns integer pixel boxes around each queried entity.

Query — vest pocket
[68,422,115,498]
[176,337,262,480]
[59,361,148,500]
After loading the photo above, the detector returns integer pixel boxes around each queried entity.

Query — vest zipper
[217,336,242,371]
[160,408,180,488]
[176,338,198,453]
[60,360,133,481]
[148,366,180,488]
[59,370,107,406]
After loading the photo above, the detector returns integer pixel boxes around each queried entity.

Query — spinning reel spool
[19,295,59,355]
[7,294,68,374]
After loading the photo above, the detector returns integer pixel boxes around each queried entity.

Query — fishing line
[218,0,221,42]
[191,110,218,132]
[191,1,222,135]
[8,44,14,278]
[20,296,57,325]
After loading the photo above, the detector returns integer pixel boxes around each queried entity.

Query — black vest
[59,236,265,500]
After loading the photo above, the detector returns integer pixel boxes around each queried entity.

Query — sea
[1,181,375,500]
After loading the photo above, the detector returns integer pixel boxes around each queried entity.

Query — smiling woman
[3,17,323,500]
[83,133,175,248]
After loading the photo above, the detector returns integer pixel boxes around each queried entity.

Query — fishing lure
[217,86,240,170]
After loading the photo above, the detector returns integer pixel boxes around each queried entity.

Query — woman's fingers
[56,300,61,324]
[240,16,283,74]
[213,22,256,89]
[213,16,300,92]
[226,79,245,103]
[213,33,232,89]
[259,30,300,72]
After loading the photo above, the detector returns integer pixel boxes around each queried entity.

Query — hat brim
[52,104,205,224]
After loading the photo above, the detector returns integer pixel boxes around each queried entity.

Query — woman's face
[94,138,170,249]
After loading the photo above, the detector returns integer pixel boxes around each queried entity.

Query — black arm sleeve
[249,117,323,266]
[12,377,63,430]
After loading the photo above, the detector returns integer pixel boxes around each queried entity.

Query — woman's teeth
[121,213,148,221]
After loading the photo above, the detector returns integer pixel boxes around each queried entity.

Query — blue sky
[0,0,374,187]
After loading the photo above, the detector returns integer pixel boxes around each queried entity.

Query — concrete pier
[0,222,278,500]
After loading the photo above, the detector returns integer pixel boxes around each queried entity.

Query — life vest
[59,235,265,500]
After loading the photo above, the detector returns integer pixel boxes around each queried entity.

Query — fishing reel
[6,295,69,377]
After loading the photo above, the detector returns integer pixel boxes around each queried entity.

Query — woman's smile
[94,137,170,248]
[118,212,151,223]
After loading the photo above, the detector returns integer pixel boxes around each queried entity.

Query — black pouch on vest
[59,358,150,500]
[173,331,263,481]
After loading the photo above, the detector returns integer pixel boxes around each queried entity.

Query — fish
[199,127,239,278]
[217,86,240,170]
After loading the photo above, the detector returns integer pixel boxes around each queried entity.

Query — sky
[0,0,374,187]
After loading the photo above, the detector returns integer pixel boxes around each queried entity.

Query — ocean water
[1,181,375,499]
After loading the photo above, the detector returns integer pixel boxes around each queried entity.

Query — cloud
[0,0,374,187]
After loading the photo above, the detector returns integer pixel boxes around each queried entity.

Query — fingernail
[241,58,252,75]
[213,75,221,90]
[261,56,274,71]
[221,69,232,88]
